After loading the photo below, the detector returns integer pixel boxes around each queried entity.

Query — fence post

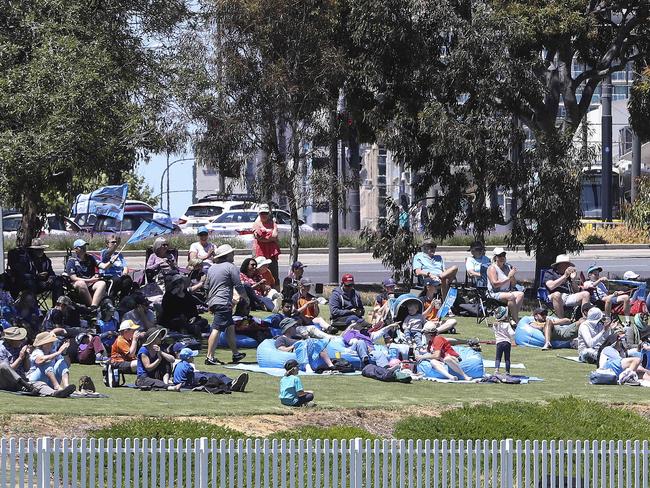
[352,437,363,488]
[37,437,50,488]
[199,437,209,488]
[505,438,514,488]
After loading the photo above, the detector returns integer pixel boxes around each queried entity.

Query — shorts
[561,293,584,307]
[551,322,579,340]
[211,306,234,331]
[604,359,623,377]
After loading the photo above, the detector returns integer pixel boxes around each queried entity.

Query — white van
[178,200,253,234]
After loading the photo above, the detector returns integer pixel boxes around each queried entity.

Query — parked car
[205,209,315,242]
[2,213,81,238]
[71,200,180,235]
[178,200,255,234]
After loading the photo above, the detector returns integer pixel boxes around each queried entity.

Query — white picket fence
[1,437,649,487]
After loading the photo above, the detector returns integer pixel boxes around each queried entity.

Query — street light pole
[159,157,195,211]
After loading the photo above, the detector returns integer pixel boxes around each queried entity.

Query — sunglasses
[249,263,257,267]
[161,243,169,247]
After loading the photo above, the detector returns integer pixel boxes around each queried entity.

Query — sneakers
[52,384,76,398]
[17,379,38,396]
[230,373,249,392]
[205,357,225,366]
[231,352,246,363]
[95,356,110,363]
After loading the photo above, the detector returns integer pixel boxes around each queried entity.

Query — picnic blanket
[557,356,582,363]
[0,389,108,398]
[225,363,362,378]
[483,360,526,369]
[424,375,543,384]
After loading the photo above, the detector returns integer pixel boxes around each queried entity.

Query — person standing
[204,244,249,365]
[252,204,280,287]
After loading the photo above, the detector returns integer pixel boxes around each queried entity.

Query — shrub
[270,426,377,441]
[577,224,650,244]
[91,418,247,440]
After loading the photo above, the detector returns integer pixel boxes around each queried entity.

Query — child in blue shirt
[279,359,314,407]
[171,344,249,392]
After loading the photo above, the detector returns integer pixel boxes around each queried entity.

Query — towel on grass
[224,363,362,378]
[557,356,582,363]
[483,360,526,369]
[423,375,543,384]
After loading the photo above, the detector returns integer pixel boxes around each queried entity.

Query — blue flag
[125,220,173,246]
[71,184,129,220]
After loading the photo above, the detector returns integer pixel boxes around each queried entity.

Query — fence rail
[1,437,649,487]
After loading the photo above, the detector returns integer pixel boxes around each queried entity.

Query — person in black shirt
[545,254,591,319]
[27,239,64,305]
[160,274,207,339]
[65,239,106,308]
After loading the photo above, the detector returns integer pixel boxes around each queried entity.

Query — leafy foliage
[623,175,650,231]
[91,419,247,440]
[629,67,650,141]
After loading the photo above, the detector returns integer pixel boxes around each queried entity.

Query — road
[49,248,650,284]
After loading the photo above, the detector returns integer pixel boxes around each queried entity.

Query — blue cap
[179,347,198,360]
[291,261,306,269]
[172,342,185,354]
[587,265,602,275]
[73,239,88,248]
[197,226,209,235]
[383,278,396,287]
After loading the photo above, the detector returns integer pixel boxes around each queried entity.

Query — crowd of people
[0,214,648,403]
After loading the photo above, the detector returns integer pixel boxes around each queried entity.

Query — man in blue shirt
[65,239,106,308]
[413,240,458,299]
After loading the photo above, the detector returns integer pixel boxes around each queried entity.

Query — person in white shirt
[465,241,490,288]
[189,227,215,265]
[577,307,611,363]
[491,306,515,374]
[582,265,630,319]
[487,247,524,322]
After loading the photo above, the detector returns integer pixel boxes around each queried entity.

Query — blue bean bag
[514,316,572,349]
[256,338,301,369]
[324,337,363,369]
[417,346,484,379]
[217,332,259,349]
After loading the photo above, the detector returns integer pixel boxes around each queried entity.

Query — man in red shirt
[416,325,472,381]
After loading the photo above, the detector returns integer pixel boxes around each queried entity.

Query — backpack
[332,358,355,373]
[589,368,618,385]
[102,363,125,388]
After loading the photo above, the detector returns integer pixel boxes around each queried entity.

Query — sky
[137,151,195,218]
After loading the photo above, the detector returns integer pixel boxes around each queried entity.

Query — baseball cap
[133,293,148,306]
[299,277,313,287]
[492,247,507,257]
[382,278,396,287]
[197,226,209,235]
[587,266,602,275]
[291,261,306,270]
[258,204,270,213]
[341,273,355,285]
[179,347,199,360]
[172,342,186,354]
[73,239,88,249]
[623,271,641,280]
[118,319,140,332]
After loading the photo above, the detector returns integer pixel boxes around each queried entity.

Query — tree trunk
[287,131,301,263]
[16,190,41,248]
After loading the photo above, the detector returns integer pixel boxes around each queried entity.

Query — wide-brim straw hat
[33,331,57,347]
[143,327,167,347]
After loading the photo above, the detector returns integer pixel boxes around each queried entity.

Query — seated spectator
[239,257,276,311]
[529,307,581,351]
[0,327,75,397]
[292,278,332,332]
[275,318,337,371]
[487,248,524,323]
[329,273,365,330]
[412,240,458,299]
[66,239,106,308]
[465,241,490,287]
[418,278,457,334]
[110,320,142,374]
[146,237,178,282]
[401,298,426,347]
[159,274,207,339]
[282,261,306,300]
[13,291,43,339]
[577,307,611,363]
[341,317,374,366]
[98,235,134,301]
[0,274,16,322]
[135,327,181,391]
[96,299,120,351]
[371,278,396,325]
[280,359,314,407]
[187,258,207,297]
[415,325,472,381]
[188,227,215,265]
[598,328,643,381]
[75,332,109,364]
[122,293,156,330]
[42,296,81,335]
[582,265,631,319]
[256,256,282,307]
[28,331,73,392]
[545,254,591,319]
[27,239,64,306]
[171,345,248,392]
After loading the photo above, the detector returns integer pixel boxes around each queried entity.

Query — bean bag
[217,333,259,349]
[324,337,363,369]
[514,316,572,349]
[417,346,484,379]
[256,338,300,369]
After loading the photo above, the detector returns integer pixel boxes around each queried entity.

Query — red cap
[341,273,355,284]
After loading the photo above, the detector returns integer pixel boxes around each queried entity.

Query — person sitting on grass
[171,346,248,392]
[329,273,365,330]
[28,331,75,393]
[160,274,207,339]
[275,318,338,372]
[239,257,275,311]
[279,359,315,407]
[529,307,581,351]
[492,306,515,374]
[122,293,156,330]
[282,261,306,301]
[14,291,43,340]
[415,325,472,381]
[597,326,644,383]
[545,254,591,319]
[292,278,334,334]
[110,320,142,374]
[412,239,458,300]
[96,299,120,352]
[135,327,181,391]
[418,278,457,334]
[75,332,109,364]
[577,307,611,364]
[582,265,631,320]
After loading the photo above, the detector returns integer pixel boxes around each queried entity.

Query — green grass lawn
[1,308,648,417]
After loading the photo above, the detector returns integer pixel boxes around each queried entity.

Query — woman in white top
[188,227,215,264]
[487,247,524,322]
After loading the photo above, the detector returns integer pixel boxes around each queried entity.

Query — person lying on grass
[279,359,315,407]
[530,307,582,351]
[597,325,646,383]
[415,324,473,381]
[171,345,248,393]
